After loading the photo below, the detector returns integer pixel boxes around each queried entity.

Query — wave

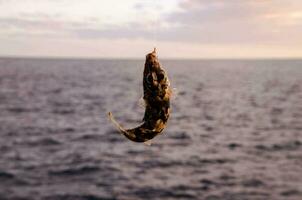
[48,166,100,176]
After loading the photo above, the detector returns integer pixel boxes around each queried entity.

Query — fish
[108,48,172,143]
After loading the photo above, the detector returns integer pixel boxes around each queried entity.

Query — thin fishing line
[153,0,159,48]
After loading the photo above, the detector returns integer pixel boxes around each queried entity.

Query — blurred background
[0,1,302,200]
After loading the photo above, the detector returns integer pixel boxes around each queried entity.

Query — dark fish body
[108,49,172,143]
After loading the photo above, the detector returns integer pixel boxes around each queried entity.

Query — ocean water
[0,58,301,200]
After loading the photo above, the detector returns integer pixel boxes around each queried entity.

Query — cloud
[0,0,302,58]
[163,0,302,44]
[0,0,180,40]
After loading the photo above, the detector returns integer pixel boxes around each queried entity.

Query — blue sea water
[0,58,302,200]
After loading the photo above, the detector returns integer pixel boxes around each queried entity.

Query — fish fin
[107,112,140,142]
[107,112,126,134]
[144,140,152,146]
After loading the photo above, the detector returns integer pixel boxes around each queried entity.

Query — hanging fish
[108,48,172,143]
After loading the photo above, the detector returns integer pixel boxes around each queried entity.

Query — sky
[0,0,302,58]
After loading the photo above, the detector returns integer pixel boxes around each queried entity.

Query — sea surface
[0,58,301,200]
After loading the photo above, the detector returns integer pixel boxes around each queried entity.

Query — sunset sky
[0,0,302,58]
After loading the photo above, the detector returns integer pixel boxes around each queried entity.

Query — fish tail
[107,112,138,142]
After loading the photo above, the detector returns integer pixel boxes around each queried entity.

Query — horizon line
[0,55,302,61]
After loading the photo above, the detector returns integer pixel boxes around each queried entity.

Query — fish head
[145,48,160,71]
[146,48,158,61]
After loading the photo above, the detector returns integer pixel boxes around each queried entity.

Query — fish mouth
[152,47,157,54]
[146,48,158,60]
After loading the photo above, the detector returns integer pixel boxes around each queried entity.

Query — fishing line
[137,0,160,108]
[153,0,159,49]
